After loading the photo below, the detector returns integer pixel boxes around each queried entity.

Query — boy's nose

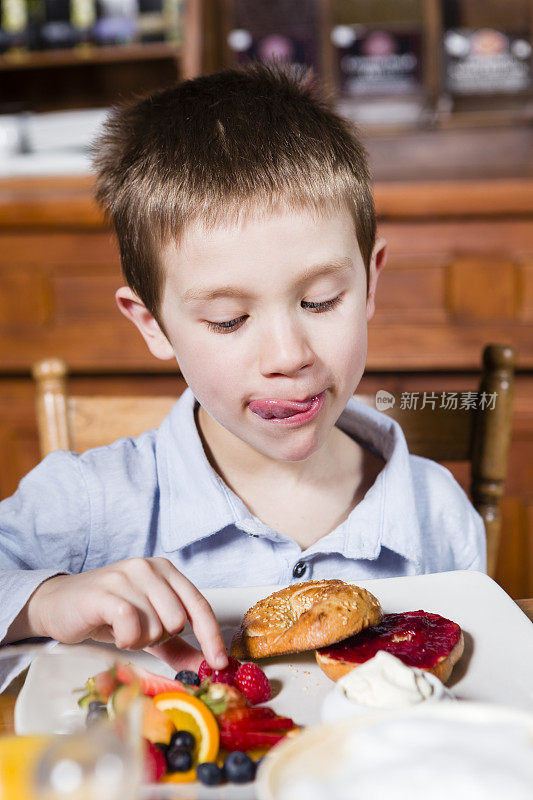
[258,319,315,377]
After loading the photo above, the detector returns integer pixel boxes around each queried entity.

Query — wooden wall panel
[447,256,518,321]
[521,261,533,322]
[0,268,51,329]
[0,231,118,266]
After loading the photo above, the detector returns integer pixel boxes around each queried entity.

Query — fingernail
[214,652,228,669]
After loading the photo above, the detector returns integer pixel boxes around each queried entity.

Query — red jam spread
[319,611,461,669]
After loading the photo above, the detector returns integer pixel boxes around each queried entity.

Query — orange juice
[0,734,52,799]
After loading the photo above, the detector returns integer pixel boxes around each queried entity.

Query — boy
[0,64,485,688]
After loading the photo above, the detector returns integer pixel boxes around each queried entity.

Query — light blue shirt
[0,388,485,687]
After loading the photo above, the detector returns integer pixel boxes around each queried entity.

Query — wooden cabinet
[1,171,532,597]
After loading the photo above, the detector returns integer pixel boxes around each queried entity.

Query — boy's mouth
[249,392,324,420]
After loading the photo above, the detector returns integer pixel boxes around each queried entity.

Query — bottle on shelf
[0,0,29,53]
[40,0,87,49]
[71,0,97,46]
[329,0,430,127]
[136,0,182,43]
[92,0,138,46]
[137,0,165,41]
[438,0,533,120]
[223,0,324,75]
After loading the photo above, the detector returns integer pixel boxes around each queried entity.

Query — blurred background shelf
[0,42,182,69]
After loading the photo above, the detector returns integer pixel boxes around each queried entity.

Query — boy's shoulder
[341,397,473,507]
[408,454,473,516]
[340,398,486,572]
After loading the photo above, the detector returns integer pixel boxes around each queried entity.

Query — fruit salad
[78,657,299,786]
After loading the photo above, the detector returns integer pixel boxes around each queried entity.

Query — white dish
[14,570,533,798]
[256,702,533,800]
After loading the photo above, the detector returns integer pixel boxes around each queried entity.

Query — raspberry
[198,656,241,685]
[234,663,271,705]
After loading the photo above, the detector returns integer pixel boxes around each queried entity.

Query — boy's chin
[253,433,325,464]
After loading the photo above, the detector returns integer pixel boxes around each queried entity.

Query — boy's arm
[0,452,228,673]
[0,451,89,645]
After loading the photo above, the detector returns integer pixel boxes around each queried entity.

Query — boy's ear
[366,237,387,321]
[115,287,175,360]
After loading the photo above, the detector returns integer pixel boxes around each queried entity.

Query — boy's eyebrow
[182,257,353,303]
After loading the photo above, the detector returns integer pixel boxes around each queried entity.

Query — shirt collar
[329,398,424,568]
[156,389,237,551]
[156,389,424,568]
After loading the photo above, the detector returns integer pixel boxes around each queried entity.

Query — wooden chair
[32,344,516,577]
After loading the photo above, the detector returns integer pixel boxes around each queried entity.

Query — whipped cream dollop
[338,650,447,708]
[321,651,454,723]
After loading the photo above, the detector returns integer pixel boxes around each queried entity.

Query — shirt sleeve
[459,501,487,573]
[0,451,90,688]
[410,456,487,574]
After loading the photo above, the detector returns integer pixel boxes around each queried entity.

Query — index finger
[145,637,204,672]
[158,563,228,669]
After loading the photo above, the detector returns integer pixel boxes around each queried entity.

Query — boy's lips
[248,391,325,420]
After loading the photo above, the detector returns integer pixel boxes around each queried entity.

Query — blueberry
[197,761,224,786]
[170,730,195,750]
[223,751,256,783]
[88,700,106,712]
[166,746,193,773]
[175,670,200,686]
[86,701,107,727]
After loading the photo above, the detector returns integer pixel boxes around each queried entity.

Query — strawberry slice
[224,716,294,732]
[144,740,166,782]
[93,668,119,698]
[115,663,190,697]
[218,706,275,727]
[220,728,289,751]
[218,704,296,751]
[83,668,120,701]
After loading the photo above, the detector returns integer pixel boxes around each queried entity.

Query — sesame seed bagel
[230,579,383,660]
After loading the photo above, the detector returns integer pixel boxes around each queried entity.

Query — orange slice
[153,691,219,783]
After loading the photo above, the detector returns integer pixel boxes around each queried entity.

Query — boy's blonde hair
[93,62,376,320]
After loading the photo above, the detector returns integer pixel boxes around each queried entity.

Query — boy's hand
[27,557,228,669]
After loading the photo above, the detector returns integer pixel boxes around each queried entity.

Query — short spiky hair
[93,63,376,319]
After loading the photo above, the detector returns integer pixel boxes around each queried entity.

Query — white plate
[256,703,533,800]
[14,570,533,798]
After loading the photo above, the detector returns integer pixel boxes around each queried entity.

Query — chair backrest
[32,344,516,577]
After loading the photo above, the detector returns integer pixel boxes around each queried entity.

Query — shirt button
[292,561,307,579]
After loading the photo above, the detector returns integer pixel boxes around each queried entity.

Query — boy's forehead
[161,203,359,283]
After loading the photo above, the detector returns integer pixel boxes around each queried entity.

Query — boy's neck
[195,403,342,489]
[195,404,383,550]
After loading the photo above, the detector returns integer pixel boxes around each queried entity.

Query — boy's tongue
[249,397,314,419]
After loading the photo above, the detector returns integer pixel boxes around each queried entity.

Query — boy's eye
[301,296,342,312]
[205,315,247,333]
